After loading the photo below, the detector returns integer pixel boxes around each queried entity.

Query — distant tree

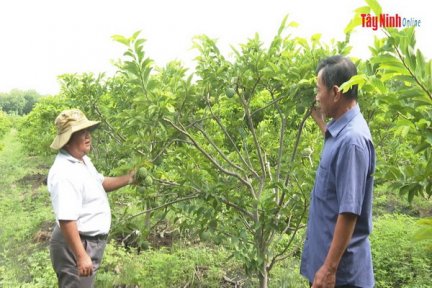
[0,89,42,115]
[0,110,11,137]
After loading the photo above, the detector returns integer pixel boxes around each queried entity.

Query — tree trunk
[258,268,269,288]
[256,232,269,288]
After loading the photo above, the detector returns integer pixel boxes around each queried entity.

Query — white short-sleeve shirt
[47,150,111,236]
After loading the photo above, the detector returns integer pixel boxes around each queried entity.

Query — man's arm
[59,220,93,277]
[312,212,358,288]
[102,173,134,192]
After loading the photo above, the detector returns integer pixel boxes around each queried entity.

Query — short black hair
[316,55,358,99]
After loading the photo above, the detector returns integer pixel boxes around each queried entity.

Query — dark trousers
[50,225,107,288]
[310,283,360,288]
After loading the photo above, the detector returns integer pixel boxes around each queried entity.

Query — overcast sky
[0,0,430,95]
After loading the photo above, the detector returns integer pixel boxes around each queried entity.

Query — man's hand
[311,106,325,123]
[128,169,137,185]
[311,106,327,135]
[77,253,93,277]
[312,264,336,288]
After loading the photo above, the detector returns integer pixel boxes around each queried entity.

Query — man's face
[68,129,92,155]
[315,70,336,118]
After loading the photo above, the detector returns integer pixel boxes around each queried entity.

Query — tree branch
[126,193,201,220]
[163,117,257,199]
[193,123,247,175]
[265,89,288,205]
[250,93,290,117]
[237,85,266,196]
[204,91,260,180]
[215,195,255,220]
[283,102,314,187]
[151,137,192,163]
[268,194,308,271]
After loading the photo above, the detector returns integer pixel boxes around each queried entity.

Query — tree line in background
[0,0,430,287]
[0,89,42,115]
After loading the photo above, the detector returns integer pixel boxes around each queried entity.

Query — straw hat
[50,109,100,150]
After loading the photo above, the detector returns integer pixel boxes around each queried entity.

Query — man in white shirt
[48,109,135,287]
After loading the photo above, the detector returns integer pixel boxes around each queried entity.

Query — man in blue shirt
[300,56,375,288]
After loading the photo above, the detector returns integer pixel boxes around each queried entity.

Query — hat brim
[50,120,100,150]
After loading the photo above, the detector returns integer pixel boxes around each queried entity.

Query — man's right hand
[77,253,93,277]
[311,106,327,135]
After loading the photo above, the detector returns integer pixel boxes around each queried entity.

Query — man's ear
[332,85,342,102]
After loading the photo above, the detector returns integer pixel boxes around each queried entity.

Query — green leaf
[277,15,288,36]
[373,55,409,75]
[165,104,175,114]
[399,183,422,202]
[131,30,142,42]
[365,0,382,15]
[311,33,321,42]
[414,218,432,241]
[112,34,130,46]
[369,77,387,94]
[134,38,146,53]
[415,49,426,73]
[425,132,432,145]
[400,126,410,138]
[288,21,299,28]
[414,143,430,154]
[344,6,370,34]
[340,74,367,93]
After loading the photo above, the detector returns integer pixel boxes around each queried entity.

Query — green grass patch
[0,130,57,286]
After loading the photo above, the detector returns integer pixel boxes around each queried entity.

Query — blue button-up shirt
[300,104,375,287]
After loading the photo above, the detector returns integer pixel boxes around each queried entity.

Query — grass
[0,129,57,287]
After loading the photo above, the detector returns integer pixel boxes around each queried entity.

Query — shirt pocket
[314,164,329,200]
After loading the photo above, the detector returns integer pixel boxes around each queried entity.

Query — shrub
[98,242,241,287]
[371,214,432,287]
[17,96,69,156]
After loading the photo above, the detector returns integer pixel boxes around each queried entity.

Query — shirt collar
[59,149,87,164]
[326,104,360,138]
